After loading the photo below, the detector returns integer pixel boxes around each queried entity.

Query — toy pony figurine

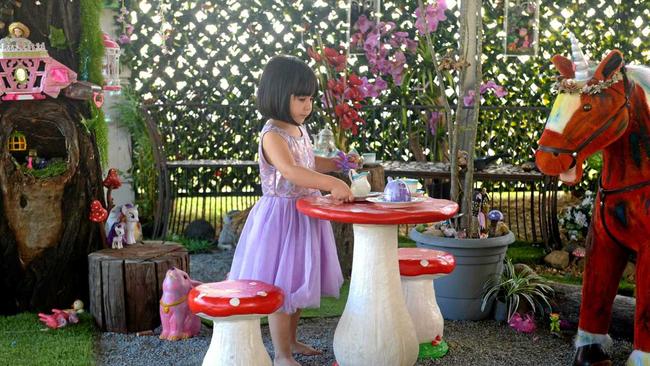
[536,32,650,365]
[111,223,125,249]
[106,203,142,246]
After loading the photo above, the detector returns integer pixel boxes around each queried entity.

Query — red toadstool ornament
[89,200,108,223]
[103,168,122,190]
[399,248,456,359]
[188,280,284,365]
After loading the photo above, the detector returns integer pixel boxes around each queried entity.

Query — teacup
[401,178,419,194]
[362,153,377,164]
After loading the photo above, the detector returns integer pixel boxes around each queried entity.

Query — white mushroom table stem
[334,224,419,366]
[399,248,456,360]
[188,280,284,366]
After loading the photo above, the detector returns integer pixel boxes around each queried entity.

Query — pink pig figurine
[159,267,202,340]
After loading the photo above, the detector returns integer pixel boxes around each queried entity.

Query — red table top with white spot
[296,196,459,225]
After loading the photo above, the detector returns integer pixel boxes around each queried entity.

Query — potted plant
[402,0,517,320]
[481,258,554,322]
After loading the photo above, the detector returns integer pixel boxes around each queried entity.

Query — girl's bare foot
[274,355,301,366]
[292,341,323,356]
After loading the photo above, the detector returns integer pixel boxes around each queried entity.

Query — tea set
[348,170,425,207]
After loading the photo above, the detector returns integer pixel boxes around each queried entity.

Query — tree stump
[331,164,385,277]
[88,241,188,333]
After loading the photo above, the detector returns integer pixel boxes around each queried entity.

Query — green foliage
[0,312,96,365]
[506,241,546,264]
[19,160,68,178]
[48,26,68,50]
[542,274,635,297]
[166,234,214,254]
[80,0,108,166]
[481,258,554,321]
[115,87,157,222]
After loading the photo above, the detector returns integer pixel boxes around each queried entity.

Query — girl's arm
[263,132,354,201]
[314,156,338,173]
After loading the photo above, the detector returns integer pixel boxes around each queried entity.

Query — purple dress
[228,121,344,313]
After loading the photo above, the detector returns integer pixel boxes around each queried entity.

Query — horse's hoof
[573,344,612,366]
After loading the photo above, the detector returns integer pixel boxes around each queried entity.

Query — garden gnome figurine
[159,267,202,340]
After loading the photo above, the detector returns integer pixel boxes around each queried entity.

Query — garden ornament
[188,280,284,365]
[550,313,561,334]
[159,267,202,340]
[535,34,650,365]
[508,312,536,334]
[398,248,456,359]
[37,300,83,330]
[348,169,371,197]
[384,177,411,202]
[88,200,108,223]
[0,22,78,101]
[111,223,125,249]
[314,125,337,157]
[487,210,504,237]
[106,204,142,246]
[102,168,122,211]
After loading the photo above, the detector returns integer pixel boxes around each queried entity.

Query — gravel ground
[95,249,635,366]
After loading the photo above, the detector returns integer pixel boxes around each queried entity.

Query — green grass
[166,234,215,254]
[506,241,546,264]
[0,312,97,365]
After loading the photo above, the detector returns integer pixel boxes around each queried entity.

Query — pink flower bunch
[350,15,417,86]
[463,80,508,107]
[116,6,134,45]
[415,0,448,35]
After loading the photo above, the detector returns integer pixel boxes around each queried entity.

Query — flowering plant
[349,0,508,237]
[307,38,383,151]
[558,191,594,244]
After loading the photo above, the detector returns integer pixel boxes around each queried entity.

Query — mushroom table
[297,196,458,366]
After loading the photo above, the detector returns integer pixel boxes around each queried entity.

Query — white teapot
[348,169,371,197]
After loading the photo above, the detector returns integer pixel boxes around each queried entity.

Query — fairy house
[0,4,105,314]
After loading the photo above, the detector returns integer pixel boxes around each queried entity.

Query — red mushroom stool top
[188,280,284,318]
[398,248,456,277]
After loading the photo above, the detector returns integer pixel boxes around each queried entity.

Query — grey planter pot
[494,300,509,322]
[409,229,515,321]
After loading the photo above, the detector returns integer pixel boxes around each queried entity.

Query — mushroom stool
[188,280,284,366]
[398,248,456,360]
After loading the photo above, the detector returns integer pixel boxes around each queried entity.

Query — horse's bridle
[537,67,633,170]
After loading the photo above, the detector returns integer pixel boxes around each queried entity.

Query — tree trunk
[0,100,104,314]
[0,1,103,314]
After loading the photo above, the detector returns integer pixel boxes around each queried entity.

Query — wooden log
[330,165,385,277]
[88,241,188,333]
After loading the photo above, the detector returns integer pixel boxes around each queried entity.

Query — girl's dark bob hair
[256,55,317,126]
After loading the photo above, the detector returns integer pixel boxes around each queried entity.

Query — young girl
[228,55,355,366]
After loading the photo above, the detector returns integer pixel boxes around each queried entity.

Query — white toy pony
[106,204,142,246]
[111,223,125,249]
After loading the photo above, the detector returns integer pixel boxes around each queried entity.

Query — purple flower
[334,151,358,172]
[415,0,448,35]
[463,90,476,107]
[354,15,373,34]
[429,111,441,135]
[125,24,134,36]
[494,85,508,98]
[118,34,131,45]
[374,76,388,90]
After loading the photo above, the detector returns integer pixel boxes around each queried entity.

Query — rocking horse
[535,33,650,365]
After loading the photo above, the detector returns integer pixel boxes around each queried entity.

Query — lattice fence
[120,0,650,233]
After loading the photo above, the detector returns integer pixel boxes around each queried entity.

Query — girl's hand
[330,179,354,202]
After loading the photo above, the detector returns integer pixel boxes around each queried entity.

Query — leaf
[48,26,68,50]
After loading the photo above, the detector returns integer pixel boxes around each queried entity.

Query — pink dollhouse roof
[0,36,76,100]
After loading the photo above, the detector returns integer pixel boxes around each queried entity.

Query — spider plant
[481,258,554,321]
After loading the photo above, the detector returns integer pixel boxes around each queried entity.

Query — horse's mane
[626,65,650,103]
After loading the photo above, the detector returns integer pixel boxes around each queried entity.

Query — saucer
[366,196,426,208]
[353,192,382,201]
